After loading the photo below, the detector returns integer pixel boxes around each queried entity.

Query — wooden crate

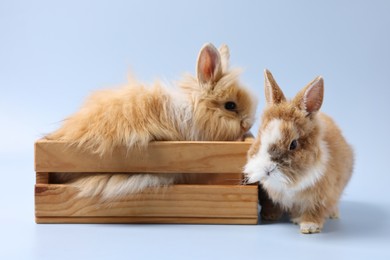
[34,137,258,224]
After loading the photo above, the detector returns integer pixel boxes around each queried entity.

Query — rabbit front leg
[328,205,340,219]
[295,207,327,234]
[289,212,301,225]
[259,186,284,221]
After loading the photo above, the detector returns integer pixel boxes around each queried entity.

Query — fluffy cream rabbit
[244,70,354,234]
[47,43,257,199]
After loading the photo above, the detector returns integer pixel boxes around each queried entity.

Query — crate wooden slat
[35,139,252,173]
[34,137,258,224]
[35,184,258,224]
[35,217,257,225]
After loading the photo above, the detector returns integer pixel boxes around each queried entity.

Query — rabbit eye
[289,139,298,151]
[224,101,237,111]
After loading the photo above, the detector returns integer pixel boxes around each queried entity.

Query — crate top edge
[35,183,258,189]
[35,137,254,146]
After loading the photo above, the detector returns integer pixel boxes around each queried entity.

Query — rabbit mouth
[240,124,249,133]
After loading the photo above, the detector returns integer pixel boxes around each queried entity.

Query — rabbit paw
[261,210,283,221]
[329,208,339,219]
[291,217,300,225]
[300,222,321,234]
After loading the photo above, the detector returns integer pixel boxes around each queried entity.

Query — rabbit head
[181,43,257,141]
[244,69,326,191]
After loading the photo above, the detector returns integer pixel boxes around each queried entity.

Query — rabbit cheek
[222,118,242,140]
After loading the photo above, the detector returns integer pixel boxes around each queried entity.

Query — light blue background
[1,0,389,259]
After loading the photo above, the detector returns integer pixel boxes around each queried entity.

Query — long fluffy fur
[47,43,257,200]
[244,70,354,234]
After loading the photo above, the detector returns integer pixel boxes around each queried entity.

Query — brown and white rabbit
[47,43,257,200]
[243,70,354,234]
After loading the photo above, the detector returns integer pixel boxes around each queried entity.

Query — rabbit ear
[264,69,286,105]
[219,44,230,73]
[294,76,324,114]
[197,43,223,85]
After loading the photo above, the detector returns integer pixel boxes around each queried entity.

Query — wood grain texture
[35,217,258,224]
[34,137,258,224]
[36,172,49,184]
[189,173,243,185]
[35,184,258,224]
[35,139,253,174]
